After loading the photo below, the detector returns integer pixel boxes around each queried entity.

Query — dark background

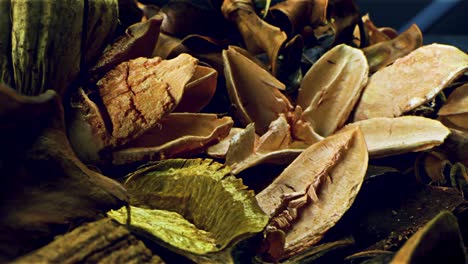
[355,0,468,51]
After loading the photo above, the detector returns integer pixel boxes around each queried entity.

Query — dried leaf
[297,44,368,137]
[221,0,288,73]
[110,159,269,263]
[0,86,127,261]
[391,211,466,264]
[223,46,293,134]
[256,127,368,259]
[267,0,328,37]
[112,113,233,165]
[362,14,391,45]
[438,83,468,131]
[363,24,423,73]
[347,116,450,158]
[354,44,468,121]
[175,65,218,113]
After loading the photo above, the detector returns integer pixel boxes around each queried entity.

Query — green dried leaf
[110,158,269,262]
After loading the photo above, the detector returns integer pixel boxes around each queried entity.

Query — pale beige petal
[297,44,368,137]
[347,116,450,158]
[354,44,468,121]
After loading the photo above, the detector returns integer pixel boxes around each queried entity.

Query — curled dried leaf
[110,158,269,263]
[363,24,423,73]
[438,83,468,131]
[221,0,288,73]
[297,44,368,137]
[354,44,468,121]
[111,113,233,165]
[347,116,450,158]
[267,0,328,37]
[256,127,368,259]
[223,46,293,134]
[391,211,466,264]
[362,14,391,45]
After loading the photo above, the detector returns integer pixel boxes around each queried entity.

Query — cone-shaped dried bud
[112,113,233,165]
[268,0,328,37]
[438,83,468,132]
[347,116,450,158]
[256,127,368,260]
[175,65,218,113]
[363,24,423,73]
[89,16,163,80]
[297,44,368,137]
[391,211,466,264]
[221,0,288,73]
[109,159,269,263]
[354,44,468,121]
[223,46,293,134]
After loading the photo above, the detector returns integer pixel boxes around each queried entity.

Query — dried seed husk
[346,116,450,158]
[297,44,368,137]
[225,119,303,175]
[438,83,468,131]
[0,0,13,86]
[11,0,84,95]
[223,46,293,134]
[110,158,269,263]
[111,113,233,165]
[256,127,368,259]
[419,151,451,185]
[174,65,218,113]
[363,24,423,73]
[89,16,163,81]
[442,128,468,166]
[354,44,468,121]
[391,211,466,264]
[221,0,288,74]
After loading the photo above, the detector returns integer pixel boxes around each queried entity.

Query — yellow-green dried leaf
[115,159,269,261]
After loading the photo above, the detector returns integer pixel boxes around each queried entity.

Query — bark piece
[347,116,450,158]
[354,44,468,121]
[297,44,368,137]
[12,218,163,264]
[256,127,368,259]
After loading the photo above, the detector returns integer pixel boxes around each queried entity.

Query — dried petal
[438,83,468,131]
[223,46,293,134]
[363,24,423,73]
[256,127,368,259]
[175,65,218,113]
[354,44,468,121]
[297,44,368,137]
[112,113,233,165]
[347,116,450,158]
